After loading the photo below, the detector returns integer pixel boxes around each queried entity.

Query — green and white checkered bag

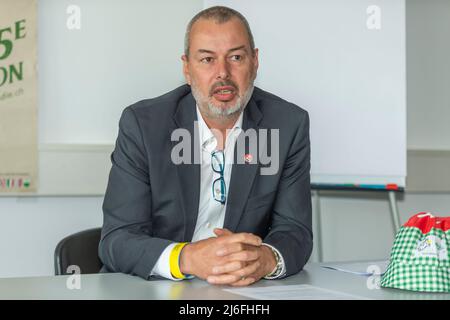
[381,212,450,292]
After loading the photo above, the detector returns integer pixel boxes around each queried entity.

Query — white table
[0,262,448,300]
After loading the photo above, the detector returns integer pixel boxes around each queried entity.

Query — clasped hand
[179,228,276,287]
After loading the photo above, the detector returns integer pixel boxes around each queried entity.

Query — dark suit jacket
[99,84,313,280]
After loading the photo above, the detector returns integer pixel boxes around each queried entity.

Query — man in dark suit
[99,6,312,287]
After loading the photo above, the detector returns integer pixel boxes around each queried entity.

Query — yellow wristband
[169,242,189,279]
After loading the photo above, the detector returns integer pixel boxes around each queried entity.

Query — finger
[207,273,241,285]
[208,261,260,285]
[216,242,247,257]
[215,234,262,257]
[224,249,260,262]
[223,233,262,247]
[212,260,247,275]
[214,228,233,237]
[229,276,257,287]
[231,260,260,279]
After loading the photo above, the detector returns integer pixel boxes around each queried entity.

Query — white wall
[38,0,202,144]
[407,0,450,150]
[0,196,103,278]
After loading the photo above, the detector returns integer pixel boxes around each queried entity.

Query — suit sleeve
[98,107,174,279]
[263,109,313,278]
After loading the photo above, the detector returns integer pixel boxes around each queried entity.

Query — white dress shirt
[150,105,285,280]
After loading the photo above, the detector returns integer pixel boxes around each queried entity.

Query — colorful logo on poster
[0,176,31,189]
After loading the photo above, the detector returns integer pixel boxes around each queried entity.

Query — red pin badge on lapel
[244,153,253,164]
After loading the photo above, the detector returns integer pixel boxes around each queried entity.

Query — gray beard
[191,83,254,120]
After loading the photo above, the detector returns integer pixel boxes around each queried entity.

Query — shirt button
[206,222,211,228]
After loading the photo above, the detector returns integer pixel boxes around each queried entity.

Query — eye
[230,55,242,61]
[200,57,214,64]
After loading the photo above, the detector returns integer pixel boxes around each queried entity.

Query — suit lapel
[172,93,200,242]
[224,98,263,232]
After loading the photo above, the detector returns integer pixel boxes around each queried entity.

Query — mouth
[212,86,237,102]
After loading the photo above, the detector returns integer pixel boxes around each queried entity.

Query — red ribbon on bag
[404,212,450,234]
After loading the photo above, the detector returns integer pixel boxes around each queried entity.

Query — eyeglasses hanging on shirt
[211,150,226,205]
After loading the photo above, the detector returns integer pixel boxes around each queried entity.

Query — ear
[181,54,192,85]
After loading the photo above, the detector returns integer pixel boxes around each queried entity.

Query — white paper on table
[223,284,368,300]
[320,260,389,276]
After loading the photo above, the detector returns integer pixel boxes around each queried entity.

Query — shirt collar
[196,105,243,152]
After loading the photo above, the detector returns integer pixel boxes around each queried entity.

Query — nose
[216,58,230,80]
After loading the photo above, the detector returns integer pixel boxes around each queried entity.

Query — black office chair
[54,228,103,275]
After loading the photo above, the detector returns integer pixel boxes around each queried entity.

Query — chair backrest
[54,228,102,275]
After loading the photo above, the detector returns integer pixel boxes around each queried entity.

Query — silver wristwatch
[264,246,283,279]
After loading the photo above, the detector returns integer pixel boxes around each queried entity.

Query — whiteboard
[204,0,407,188]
